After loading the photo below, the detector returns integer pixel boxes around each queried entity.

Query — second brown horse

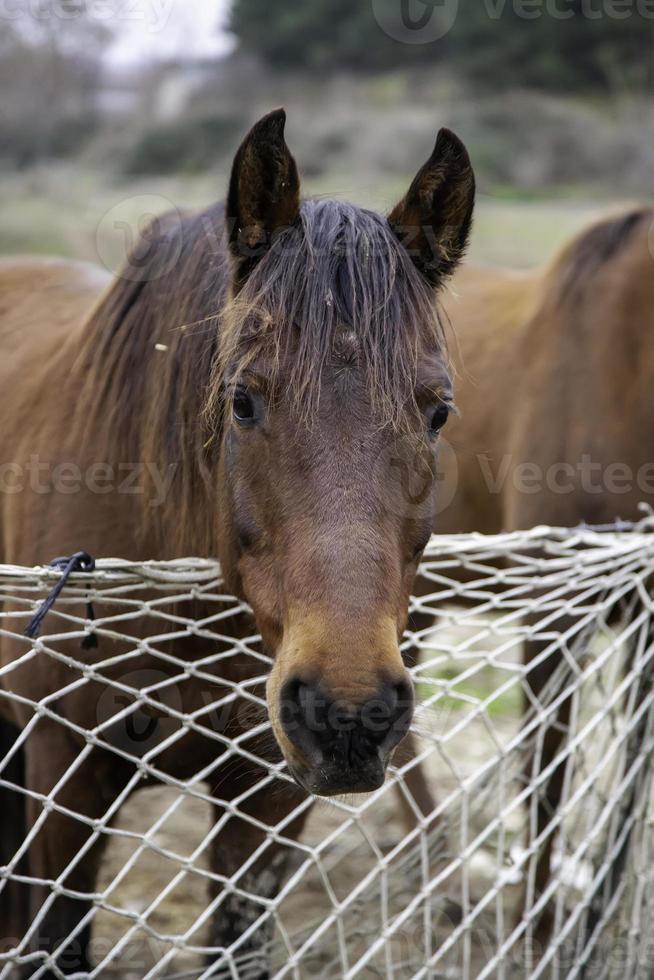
[431,205,654,940]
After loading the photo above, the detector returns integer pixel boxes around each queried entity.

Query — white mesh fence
[1,523,654,979]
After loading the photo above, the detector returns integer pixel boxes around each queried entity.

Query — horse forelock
[207,198,446,432]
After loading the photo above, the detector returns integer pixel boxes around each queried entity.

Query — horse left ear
[388,128,475,287]
[226,107,301,288]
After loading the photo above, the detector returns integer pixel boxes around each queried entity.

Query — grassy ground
[0,165,643,272]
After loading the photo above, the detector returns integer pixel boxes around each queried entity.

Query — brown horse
[429,205,654,938]
[0,110,475,976]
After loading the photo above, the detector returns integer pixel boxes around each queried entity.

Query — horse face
[217,353,452,794]
[216,110,474,795]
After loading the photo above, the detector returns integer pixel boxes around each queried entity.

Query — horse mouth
[288,757,387,797]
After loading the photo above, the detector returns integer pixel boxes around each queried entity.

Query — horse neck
[70,231,230,560]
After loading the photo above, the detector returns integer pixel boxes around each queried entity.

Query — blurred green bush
[0,115,99,169]
[122,115,242,176]
[231,0,654,92]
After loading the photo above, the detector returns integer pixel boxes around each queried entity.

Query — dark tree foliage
[229,0,654,91]
[229,0,435,70]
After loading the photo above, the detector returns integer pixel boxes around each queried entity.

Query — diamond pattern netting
[1,523,654,979]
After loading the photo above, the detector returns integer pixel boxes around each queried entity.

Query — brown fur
[438,207,654,533]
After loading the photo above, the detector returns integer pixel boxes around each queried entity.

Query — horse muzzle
[278,675,414,796]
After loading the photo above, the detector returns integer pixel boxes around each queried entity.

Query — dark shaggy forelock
[208,198,447,430]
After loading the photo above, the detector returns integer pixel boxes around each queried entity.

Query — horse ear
[388,128,475,287]
[226,108,300,288]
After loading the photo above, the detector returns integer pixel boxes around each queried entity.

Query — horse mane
[72,197,445,555]
[550,207,653,304]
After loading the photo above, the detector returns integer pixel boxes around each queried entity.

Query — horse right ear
[226,108,301,289]
[388,128,475,288]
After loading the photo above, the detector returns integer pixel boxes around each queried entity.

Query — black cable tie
[24,551,96,640]
[81,600,98,650]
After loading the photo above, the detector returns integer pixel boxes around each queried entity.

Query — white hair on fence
[1,523,654,979]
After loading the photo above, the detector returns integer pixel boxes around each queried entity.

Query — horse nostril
[279,677,326,764]
[297,680,313,720]
[394,675,414,716]
[361,677,414,749]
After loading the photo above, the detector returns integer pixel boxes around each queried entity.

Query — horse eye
[233,388,256,424]
[428,402,449,435]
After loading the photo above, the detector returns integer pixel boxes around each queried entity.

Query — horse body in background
[431,206,654,935]
[440,207,654,533]
[0,110,475,977]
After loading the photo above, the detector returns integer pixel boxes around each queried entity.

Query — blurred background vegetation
[1,0,653,268]
[232,0,654,87]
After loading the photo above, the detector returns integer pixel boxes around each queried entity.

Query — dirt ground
[92,707,525,979]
